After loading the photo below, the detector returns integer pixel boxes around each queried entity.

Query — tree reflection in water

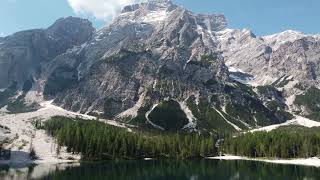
[1,160,320,180]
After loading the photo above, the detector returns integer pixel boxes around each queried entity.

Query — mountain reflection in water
[1,160,320,180]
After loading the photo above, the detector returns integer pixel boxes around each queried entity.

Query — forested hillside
[294,87,320,121]
[44,116,217,160]
[223,126,320,158]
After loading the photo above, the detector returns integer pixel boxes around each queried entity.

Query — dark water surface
[1,159,320,180]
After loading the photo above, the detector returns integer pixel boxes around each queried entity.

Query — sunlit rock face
[45,0,230,120]
[217,29,320,88]
[2,0,319,132]
[0,17,94,89]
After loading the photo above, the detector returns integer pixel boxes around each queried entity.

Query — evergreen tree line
[223,127,320,158]
[44,116,217,160]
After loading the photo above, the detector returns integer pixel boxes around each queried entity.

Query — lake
[1,159,320,180]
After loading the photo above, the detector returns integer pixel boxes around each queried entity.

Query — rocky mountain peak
[121,0,175,13]
[0,16,95,89]
[117,0,179,25]
[2,1,317,133]
[46,16,95,46]
[261,30,306,50]
[92,0,228,65]
[47,16,93,30]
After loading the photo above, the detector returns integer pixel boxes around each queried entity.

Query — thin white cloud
[0,33,5,37]
[67,0,146,21]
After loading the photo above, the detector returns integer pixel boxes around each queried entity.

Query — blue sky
[1,0,319,37]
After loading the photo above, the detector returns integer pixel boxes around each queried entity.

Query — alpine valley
[1,0,320,170]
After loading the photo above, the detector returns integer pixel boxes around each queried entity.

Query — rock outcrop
[2,0,319,132]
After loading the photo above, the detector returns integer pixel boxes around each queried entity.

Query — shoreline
[0,101,123,168]
[1,101,320,169]
[0,158,80,168]
[2,155,320,168]
[207,155,320,168]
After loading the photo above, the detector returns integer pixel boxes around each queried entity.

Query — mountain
[0,17,94,89]
[0,17,94,113]
[0,0,319,133]
[218,29,320,87]
[216,28,320,121]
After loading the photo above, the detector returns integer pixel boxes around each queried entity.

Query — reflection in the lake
[1,160,320,180]
[0,163,80,180]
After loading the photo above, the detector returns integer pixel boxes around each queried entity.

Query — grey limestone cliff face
[46,1,228,115]
[0,17,94,89]
[217,29,320,88]
[0,17,94,114]
[0,1,299,132]
[216,29,320,121]
[42,1,285,133]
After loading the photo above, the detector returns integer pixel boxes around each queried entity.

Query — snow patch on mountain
[119,9,169,24]
[227,65,255,86]
[178,101,197,130]
[0,99,134,165]
[228,66,246,74]
[250,116,320,132]
[116,0,174,25]
[142,10,168,23]
[262,30,305,50]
